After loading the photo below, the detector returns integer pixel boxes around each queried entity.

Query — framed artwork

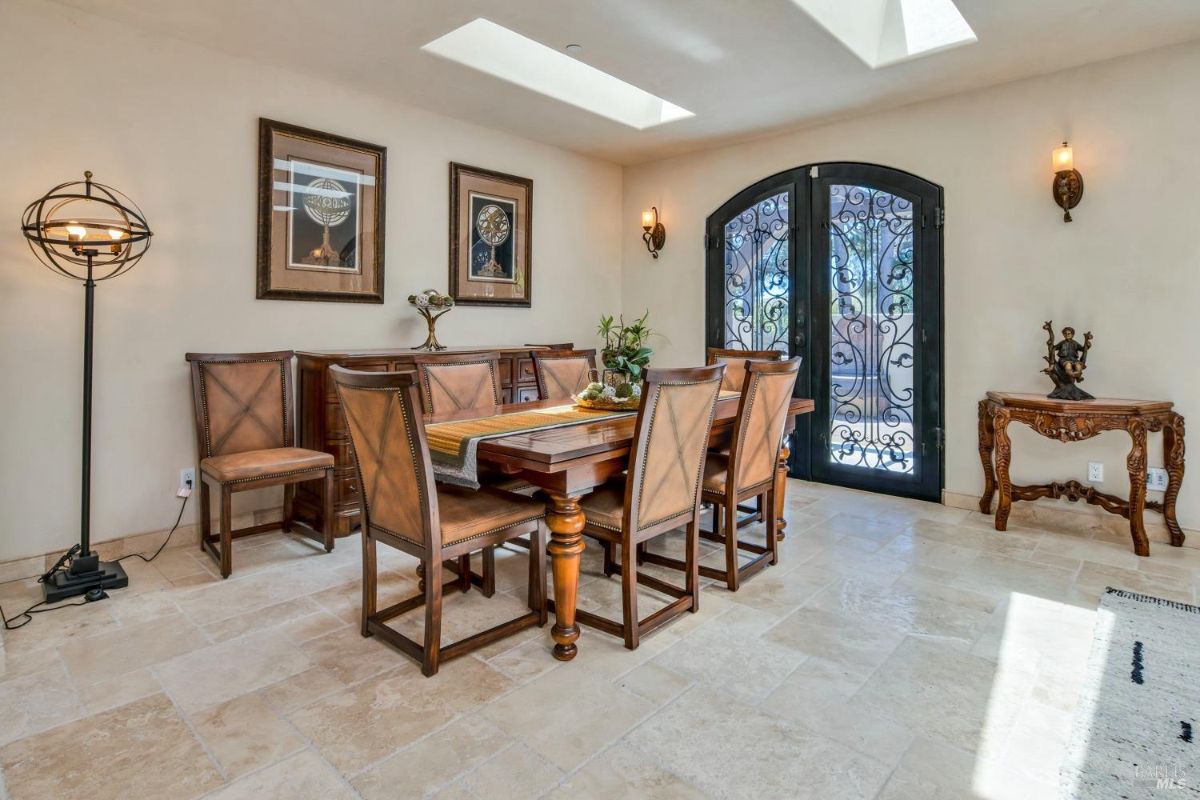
[449,162,532,307]
[257,118,386,303]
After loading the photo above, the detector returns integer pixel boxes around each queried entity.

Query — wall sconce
[1051,141,1083,223]
[641,207,666,258]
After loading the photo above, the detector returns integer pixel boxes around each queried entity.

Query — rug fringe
[1104,586,1200,614]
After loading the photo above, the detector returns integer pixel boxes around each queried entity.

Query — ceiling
[52,0,1200,165]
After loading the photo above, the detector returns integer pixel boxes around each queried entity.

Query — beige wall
[621,41,1200,531]
[0,0,622,562]
[3,0,1197,564]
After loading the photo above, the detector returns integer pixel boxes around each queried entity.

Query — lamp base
[42,552,127,603]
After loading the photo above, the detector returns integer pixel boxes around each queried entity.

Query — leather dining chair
[332,366,547,677]
[411,351,502,414]
[410,350,512,593]
[531,348,598,401]
[703,346,787,527]
[705,346,784,392]
[575,364,725,650]
[185,351,335,578]
[645,357,801,591]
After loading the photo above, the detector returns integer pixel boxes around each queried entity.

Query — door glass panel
[723,191,789,351]
[827,185,915,474]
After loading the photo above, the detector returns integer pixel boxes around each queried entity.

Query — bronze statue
[1042,321,1094,400]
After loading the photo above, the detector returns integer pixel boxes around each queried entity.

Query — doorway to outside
[705,163,944,502]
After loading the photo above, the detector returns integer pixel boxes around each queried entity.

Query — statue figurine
[1041,321,1094,401]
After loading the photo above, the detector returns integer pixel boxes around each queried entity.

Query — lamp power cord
[2,489,190,631]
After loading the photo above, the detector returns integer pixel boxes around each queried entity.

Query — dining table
[428,393,816,661]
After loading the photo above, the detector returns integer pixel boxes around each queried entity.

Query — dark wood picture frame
[449,162,533,308]
[257,118,386,303]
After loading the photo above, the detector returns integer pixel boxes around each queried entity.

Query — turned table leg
[978,400,997,514]
[1126,420,1150,557]
[993,409,1013,531]
[545,491,585,661]
[1163,413,1186,547]
[774,442,790,542]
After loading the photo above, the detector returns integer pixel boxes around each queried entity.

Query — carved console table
[978,392,1185,557]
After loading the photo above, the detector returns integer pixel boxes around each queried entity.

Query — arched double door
[705,163,944,501]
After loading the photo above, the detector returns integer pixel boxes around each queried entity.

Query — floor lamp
[21,171,153,603]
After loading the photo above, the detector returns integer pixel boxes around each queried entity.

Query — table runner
[426,404,636,487]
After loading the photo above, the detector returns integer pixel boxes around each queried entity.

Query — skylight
[793,0,976,69]
[421,19,694,130]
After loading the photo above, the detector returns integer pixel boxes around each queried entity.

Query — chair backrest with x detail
[532,348,598,402]
[331,366,439,550]
[729,357,802,493]
[624,364,725,535]
[186,351,293,459]
[412,352,502,415]
[705,347,785,393]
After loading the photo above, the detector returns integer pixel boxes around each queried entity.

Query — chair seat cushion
[437,485,544,546]
[701,454,773,500]
[702,454,730,495]
[201,447,334,483]
[578,480,628,532]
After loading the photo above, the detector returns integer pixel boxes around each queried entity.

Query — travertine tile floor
[1,480,1197,799]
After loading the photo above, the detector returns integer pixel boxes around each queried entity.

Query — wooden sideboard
[293,346,546,537]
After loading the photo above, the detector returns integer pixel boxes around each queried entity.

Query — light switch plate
[1147,468,1169,492]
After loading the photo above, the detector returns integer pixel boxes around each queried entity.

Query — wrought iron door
[706,163,943,502]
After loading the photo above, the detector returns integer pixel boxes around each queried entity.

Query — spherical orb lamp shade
[20,171,152,282]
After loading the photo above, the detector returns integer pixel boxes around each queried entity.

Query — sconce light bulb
[1052,141,1074,173]
[65,224,87,241]
[641,209,655,231]
[108,228,126,240]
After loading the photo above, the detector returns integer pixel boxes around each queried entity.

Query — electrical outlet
[1087,462,1104,483]
[1147,468,1169,492]
[178,467,195,498]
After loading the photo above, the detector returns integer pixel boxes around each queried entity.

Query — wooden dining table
[430,394,815,661]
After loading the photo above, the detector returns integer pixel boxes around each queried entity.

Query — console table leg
[1126,421,1150,557]
[978,400,996,514]
[993,410,1013,531]
[1163,413,1186,547]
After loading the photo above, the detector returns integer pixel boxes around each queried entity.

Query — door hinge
[704,233,710,249]
[935,207,944,228]
[810,166,819,178]
[921,328,927,344]
[934,427,944,450]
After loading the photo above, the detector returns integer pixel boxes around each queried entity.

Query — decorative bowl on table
[574,380,642,411]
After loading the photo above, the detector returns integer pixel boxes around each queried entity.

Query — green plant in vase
[598,310,654,394]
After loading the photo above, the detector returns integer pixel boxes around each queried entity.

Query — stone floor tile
[190,693,306,779]
[458,742,565,800]
[626,687,892,799]
[154,629,312,712]
[0,694,222,800]
[480,664,654,772]
[202,748,355,800]
[351,716,512,800]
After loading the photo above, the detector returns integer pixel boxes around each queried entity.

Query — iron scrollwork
[826,185,916,474]
[723,191,790,353]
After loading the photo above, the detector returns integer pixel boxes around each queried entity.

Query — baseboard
[0,506,286,585]
[942,489,1198,550]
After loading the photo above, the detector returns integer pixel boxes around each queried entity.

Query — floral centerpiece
[575,311,654,410]
[408,289,454,351]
